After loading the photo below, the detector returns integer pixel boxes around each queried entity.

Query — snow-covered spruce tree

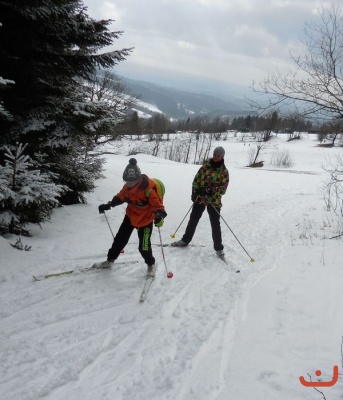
[0,143,67,235]
[0,0,133,205]
[51,145,105,205]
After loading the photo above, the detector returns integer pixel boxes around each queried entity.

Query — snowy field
[1,134,343,400]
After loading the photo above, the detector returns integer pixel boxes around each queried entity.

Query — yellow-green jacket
[192,158,229,207]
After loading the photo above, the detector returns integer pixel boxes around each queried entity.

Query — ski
[33,261,138,281]
[140,265,157,302]
[154,243,205,248]
[140,277,154,302]
[217,255,240,273]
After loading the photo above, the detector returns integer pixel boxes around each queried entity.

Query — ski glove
[98,202,111,214]
[155,219,164,228]
[198,187,212,196]
[191,192,199,202]
[154,210,167,227]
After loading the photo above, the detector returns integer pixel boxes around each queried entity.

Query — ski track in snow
[2,208,288,400]
[1,142,336,400]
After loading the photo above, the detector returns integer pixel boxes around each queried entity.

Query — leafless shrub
[322,152,343,219]
[270,149,294,168]
[247,139,265,166]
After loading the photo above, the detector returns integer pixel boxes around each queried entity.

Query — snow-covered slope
[1,135,342,400]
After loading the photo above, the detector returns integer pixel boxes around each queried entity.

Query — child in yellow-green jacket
[172,146,229,257]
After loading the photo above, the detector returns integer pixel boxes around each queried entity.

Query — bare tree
[184,132,194,164]
[255,110,279,141]
[81,70,138,145]
[247,133,266,167]
[319,119,343,146]
[248,5,343,122]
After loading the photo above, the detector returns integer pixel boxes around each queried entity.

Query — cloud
[83,0,330,88]
[177,40,196,50]
[94,1,123,22]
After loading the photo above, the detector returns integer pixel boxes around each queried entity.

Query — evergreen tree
[0,75,14,121]
[0,22,14,122]
[0,0,132,119]
[0,0,133,229]
[0,143,67,234]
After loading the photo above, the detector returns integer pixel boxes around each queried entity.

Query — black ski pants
[182,202,224,251]
[107,215,155,266]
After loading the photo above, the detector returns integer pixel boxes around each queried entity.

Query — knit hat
[123,158,141,182]
[213,146,225,158]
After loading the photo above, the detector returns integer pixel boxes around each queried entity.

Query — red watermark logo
[299,365,339,387]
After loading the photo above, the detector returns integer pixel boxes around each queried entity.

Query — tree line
[123,111,315,137]
[126,108,342,147]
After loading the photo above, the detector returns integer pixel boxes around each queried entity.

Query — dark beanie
[213,146,225,157]
[123,158,142,182]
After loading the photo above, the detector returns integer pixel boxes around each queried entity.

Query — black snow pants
[182,202,224,251]
[107,215,155,266]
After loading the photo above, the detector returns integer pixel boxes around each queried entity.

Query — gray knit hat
[213,146,225,157]
[123,158,141,182]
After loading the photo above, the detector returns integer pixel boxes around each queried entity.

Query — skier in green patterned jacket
[172,146,229,257]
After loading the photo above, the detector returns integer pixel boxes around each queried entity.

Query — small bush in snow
[270,149,294,168]
[323,152,343,220]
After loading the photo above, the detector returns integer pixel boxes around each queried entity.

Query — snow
[1,134,343,400]
[133,99,164,118]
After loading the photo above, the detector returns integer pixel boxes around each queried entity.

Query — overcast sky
[82,0,332,91]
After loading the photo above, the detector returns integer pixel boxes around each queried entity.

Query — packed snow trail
[0,171,292,400]
[2,140,341,400]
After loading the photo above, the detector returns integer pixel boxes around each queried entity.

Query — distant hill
[119,76,253,119]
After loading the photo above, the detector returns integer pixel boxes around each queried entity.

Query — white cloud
[82,0,329,89]
[177,40,196,50]
[100,1,122,20]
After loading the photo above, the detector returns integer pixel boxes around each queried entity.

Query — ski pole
[206,198,255,262]
[158,227,173,278]
[104,211,115,239]
[170,203,193,238]
[104,211,124,253]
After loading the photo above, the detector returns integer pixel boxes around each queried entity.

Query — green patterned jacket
[192,158,229,207]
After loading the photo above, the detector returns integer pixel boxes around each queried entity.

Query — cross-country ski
[153,243,205,247]
[140,264,157,302]
[33,261,138,281]
[217,253,240,273]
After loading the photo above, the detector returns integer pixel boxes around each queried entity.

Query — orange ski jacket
[111,175,165,228]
